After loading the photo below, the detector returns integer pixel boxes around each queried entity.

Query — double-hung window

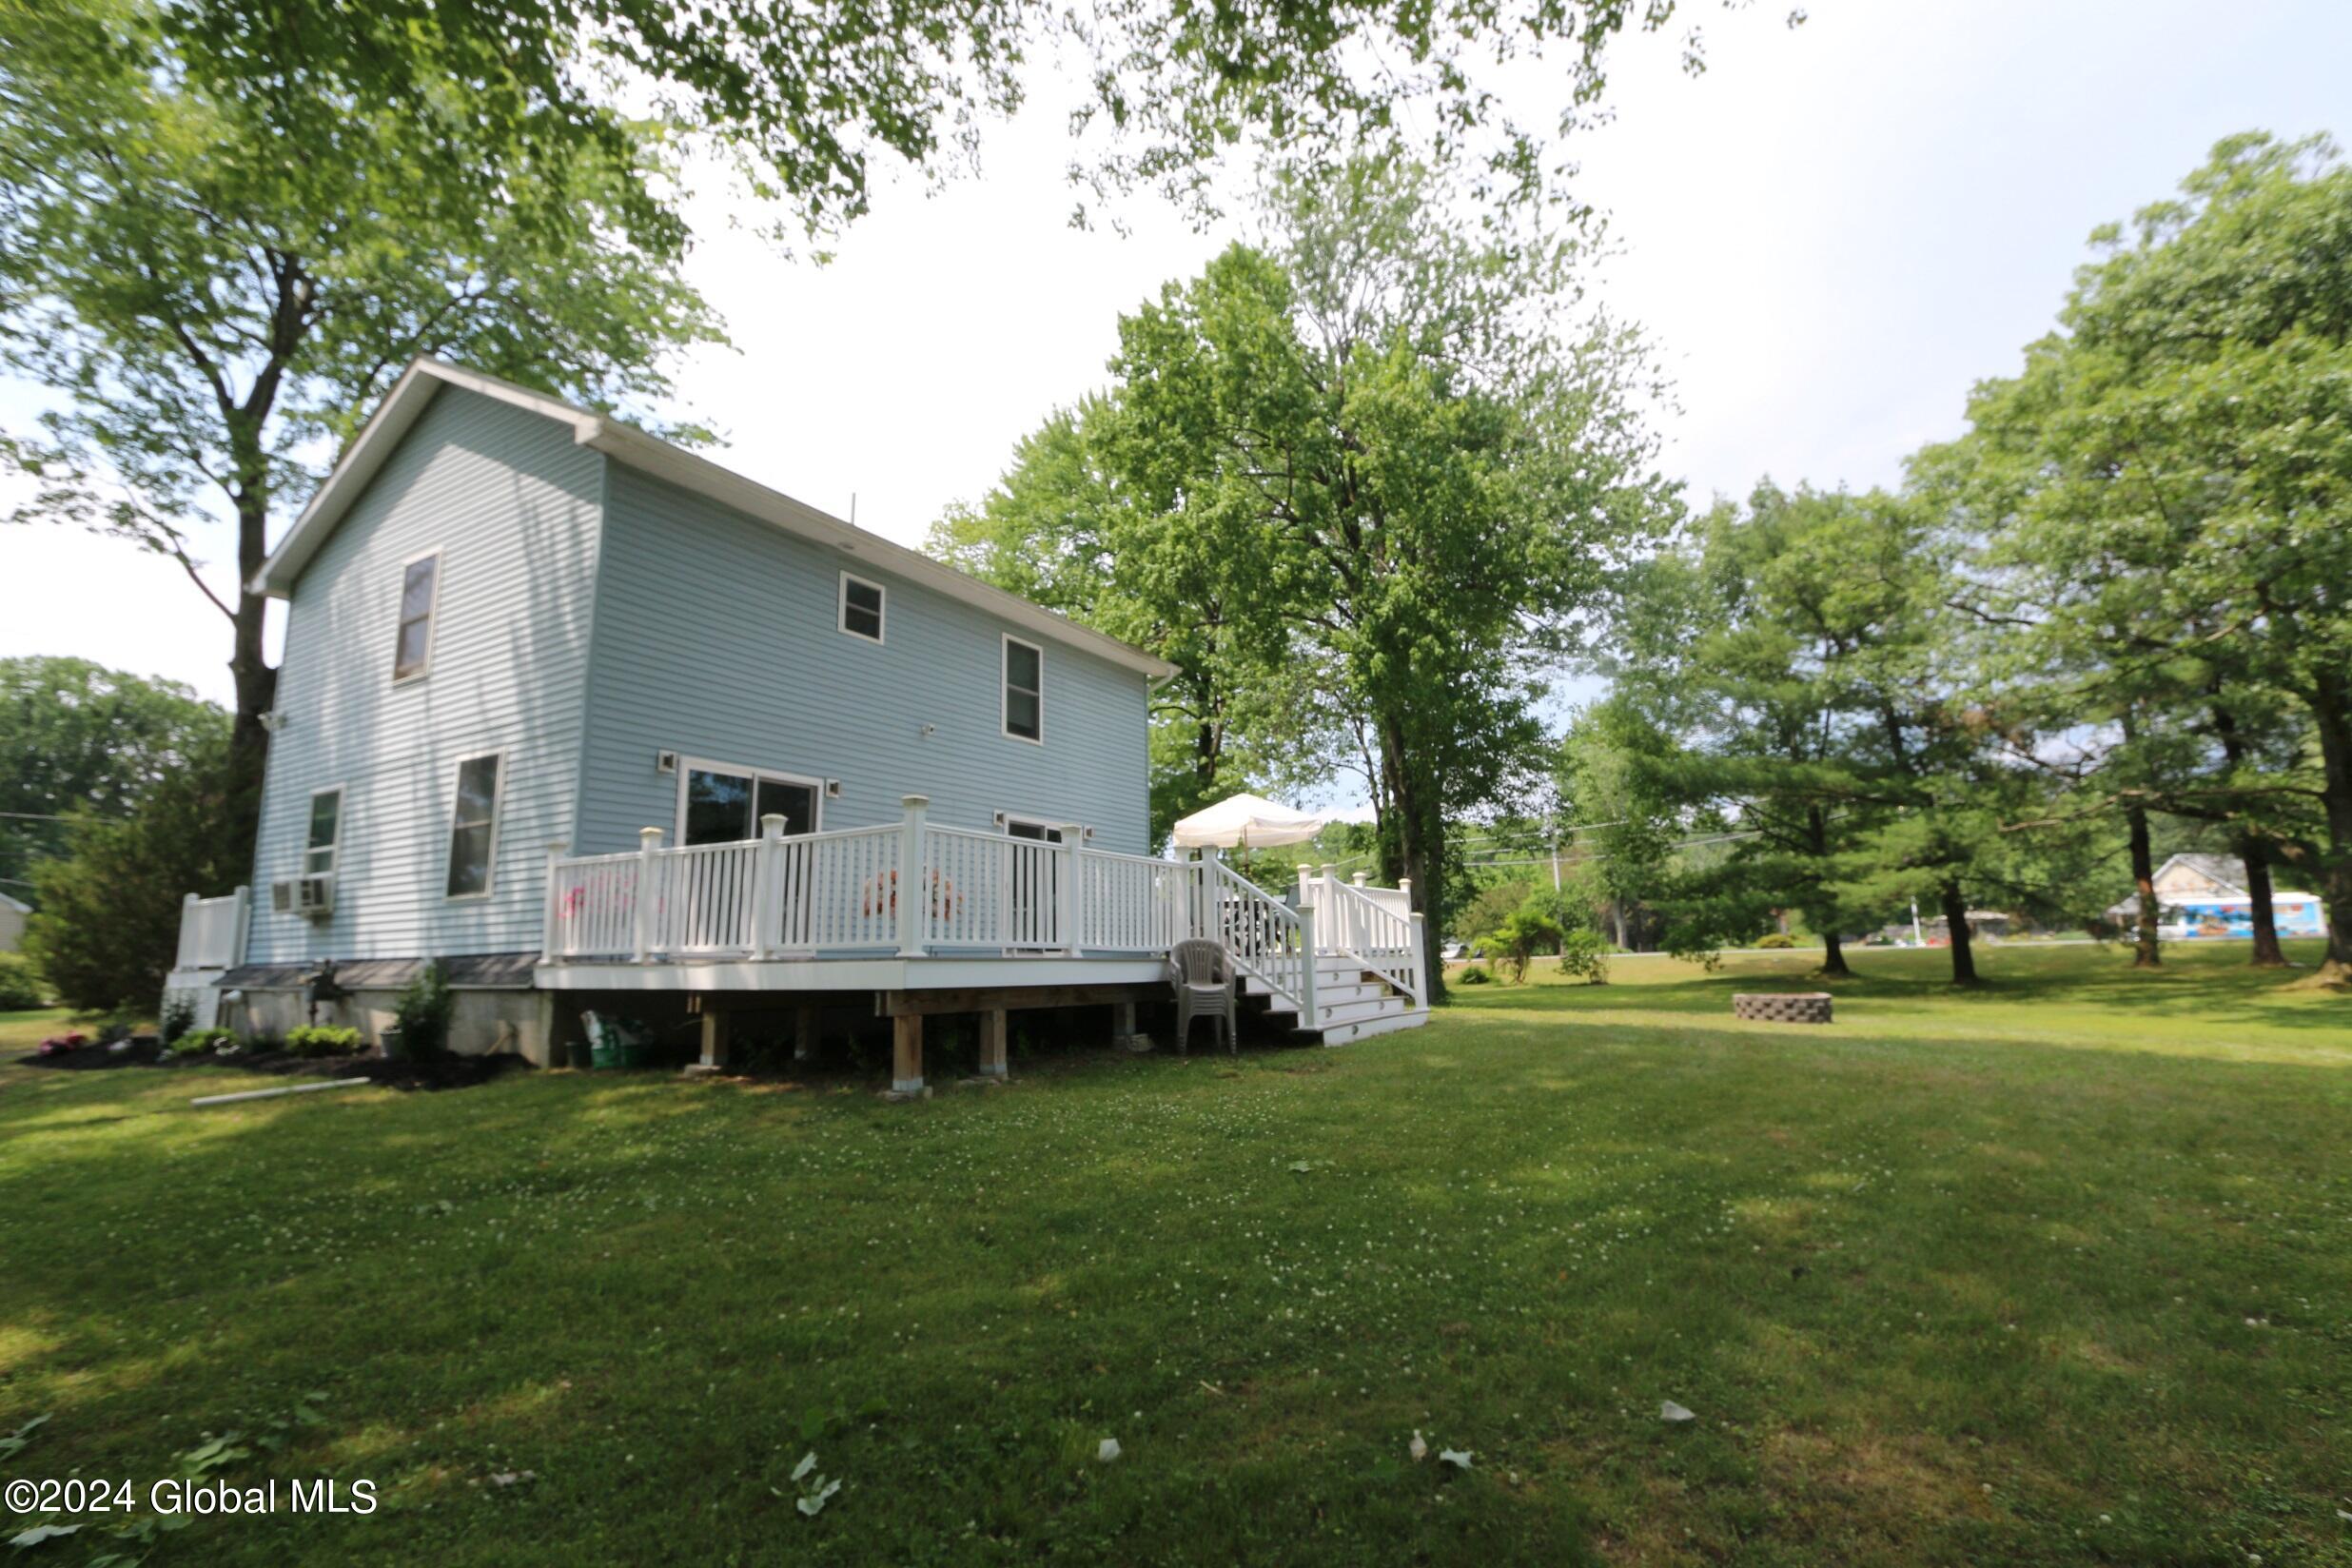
[304,787,343,876]
[1003,636,1043,743]
[444,754,502,898]
[394,552,441,681]
[839,573,884,642]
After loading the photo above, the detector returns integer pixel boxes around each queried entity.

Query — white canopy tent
[1170,793,1328,850]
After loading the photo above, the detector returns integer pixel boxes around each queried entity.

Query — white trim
[443,750,506,902]
[671,755,826,844]
[253,359,1178,679]
[1001,633,1045,745]
[303,784,344,877]
[837,570,886,644]
[391,546,443,685]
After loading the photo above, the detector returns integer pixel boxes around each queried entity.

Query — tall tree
[1097,160,1675,994]
[0,657,226,895]
[1597,483,1916,976]
[154,0,1778,243]
[1554,701,1683,952]
[0,1,723,851]
[1955,133,2352,986]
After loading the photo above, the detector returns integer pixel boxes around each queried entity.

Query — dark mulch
[17,1040,532,1092]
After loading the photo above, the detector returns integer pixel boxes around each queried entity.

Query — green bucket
[582,1013,658,1070]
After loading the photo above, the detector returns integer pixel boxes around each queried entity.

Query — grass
[0,942,2347,1565]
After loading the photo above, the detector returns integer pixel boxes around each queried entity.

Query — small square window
[839,574,884,642]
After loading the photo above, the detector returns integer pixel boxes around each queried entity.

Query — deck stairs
[1208,859,1431,1046]
[1238,953,1429,1044]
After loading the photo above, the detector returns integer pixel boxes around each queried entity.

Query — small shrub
[1455,965,1491,985]
[284,1025,362,1058]
[1480,902,1567,984]
[1755,932,1795,950]
[0,952,46,1011]
[160,998,196,1045]
[1556,928,1611,985]
[169,1026,238,1057]
[392,961,455,1060]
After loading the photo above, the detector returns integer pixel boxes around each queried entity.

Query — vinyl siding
[575,463,1151,858]
[245,385,602,963]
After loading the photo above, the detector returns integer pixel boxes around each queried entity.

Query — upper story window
[304,787,343,876]
[1003,635,1043,743]
[394,551,441,681]
[839,573,885,642]
[444,753,502,899]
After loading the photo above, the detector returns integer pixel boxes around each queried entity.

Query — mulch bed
[18,1038,531,1092]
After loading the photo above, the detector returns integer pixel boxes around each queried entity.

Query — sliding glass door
[680,762,821,846]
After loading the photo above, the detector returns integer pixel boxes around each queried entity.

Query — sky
[4,0,2347,716]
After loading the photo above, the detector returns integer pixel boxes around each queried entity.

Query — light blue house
[167,361,1427,1084]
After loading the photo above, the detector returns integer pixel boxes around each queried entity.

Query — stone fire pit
[1733,991,1833,1024]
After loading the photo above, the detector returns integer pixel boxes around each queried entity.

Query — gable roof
[253,359,1178,680]
[0,891,29,914]
[2154,853,2250,896]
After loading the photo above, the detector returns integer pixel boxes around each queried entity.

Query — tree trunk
[2212,703,2286,968]
[2240,837,2287,968]
[1806,805,1850,977]
[2308,673,2352,986]
[1376,719,1446,1005]
[225,489,277,864]
[1938,879,1978,986]
[2127,802,2161,968]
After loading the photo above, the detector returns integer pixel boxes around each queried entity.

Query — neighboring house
[0,891,28,954]
[166,360,1426,1083]
[2103,853,2328,939]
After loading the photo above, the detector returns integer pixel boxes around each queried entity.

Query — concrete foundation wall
[227,986,559,1066]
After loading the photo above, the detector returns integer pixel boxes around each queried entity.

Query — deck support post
[892,1012,925,1095]
[977,1008,1008,1078]
[1111,998,1141,1052]
[794,1003,819,1063]
[1060,821,1088,955]
[752,813,787,958]
[540,841,568,964]
[697,1008,729,1069]
[632,827,663,963]
[896,795,930,957]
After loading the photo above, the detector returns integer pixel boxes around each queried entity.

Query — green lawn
[2,943,2348,1565]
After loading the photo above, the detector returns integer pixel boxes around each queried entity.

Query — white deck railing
[174,887,250,971]
[1306,869,1426,1006]
[539,795,1426,1015]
